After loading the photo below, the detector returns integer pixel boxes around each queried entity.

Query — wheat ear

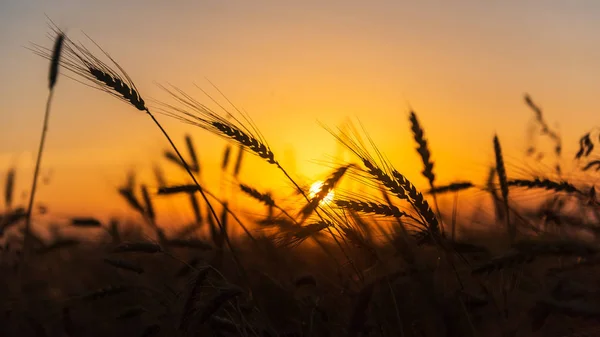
[31,29,251,279]
[494,134,514,244]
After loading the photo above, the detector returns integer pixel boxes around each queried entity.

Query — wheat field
[2,24,600,337]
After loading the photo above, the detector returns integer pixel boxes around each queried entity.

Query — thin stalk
[145,109,248,280]
[23,90,55,258]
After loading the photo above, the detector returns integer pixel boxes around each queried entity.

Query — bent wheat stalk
[23,32,65,259]
[30,28,245,272]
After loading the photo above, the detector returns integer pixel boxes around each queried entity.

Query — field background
[2,1,600,337]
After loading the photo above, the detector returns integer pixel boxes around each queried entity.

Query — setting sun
[309,180,335,205]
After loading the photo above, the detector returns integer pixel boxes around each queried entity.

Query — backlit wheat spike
[31,29,146,110]
[299,164,353,221]
[508,178,582,195]
[326,122,438,234]
[48,32,64,89]
[156,85,277,165]
[157,184,199,195]
[212,121,276,163]
[140,185,155,221]
[524,94,562,173]
[233,145,244,177]
[221,144,231,171]
[4,167,15,209]
[392,170,439,235]
[239,184,275,207]
[494,134,514,243]
[409,111,435,185]
[362,159,408,200]
[335,199,406,218]
[274,221,331,247]
[184,134,200,174]
[70,217,102,227]
[426,181,474,194]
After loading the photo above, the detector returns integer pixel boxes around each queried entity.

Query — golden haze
[0,1,599,225]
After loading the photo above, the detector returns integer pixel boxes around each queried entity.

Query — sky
[1,0,600,230]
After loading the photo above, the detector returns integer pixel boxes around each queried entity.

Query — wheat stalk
[23,32,65,259]
[31,28,253,280]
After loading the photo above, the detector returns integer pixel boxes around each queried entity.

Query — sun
[309,181,335,205]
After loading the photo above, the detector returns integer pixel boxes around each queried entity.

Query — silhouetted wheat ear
[183,134,200,173]
[335,199,406,217]
[239,184,275,207]
[32,29,147,111]
[294,221,331,238]
[189,192,202,225]
[299,164,353,220]
[212,122,276,164]
[362,159,408,200]
[49,33,65,89]
[494,134,514,242]
[87,66,146,110]
[4,167,14,208]
[409,111,435,185]
[157,184,199,195]
[233,144,244,177]
[426,181,474,194]
[275,220,331,247]
[221,145,231,170]
[140,185,155,221]
[392,170,439,235]
[70,217,102,227]
[508,178,582,195]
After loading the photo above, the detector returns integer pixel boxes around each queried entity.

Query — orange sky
[1,1,600,230]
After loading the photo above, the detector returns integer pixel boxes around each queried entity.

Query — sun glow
[309,181,335,205]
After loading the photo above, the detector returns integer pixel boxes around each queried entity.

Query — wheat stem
[23,89,55,260]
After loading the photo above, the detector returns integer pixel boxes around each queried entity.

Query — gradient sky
[1,0,600,228]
